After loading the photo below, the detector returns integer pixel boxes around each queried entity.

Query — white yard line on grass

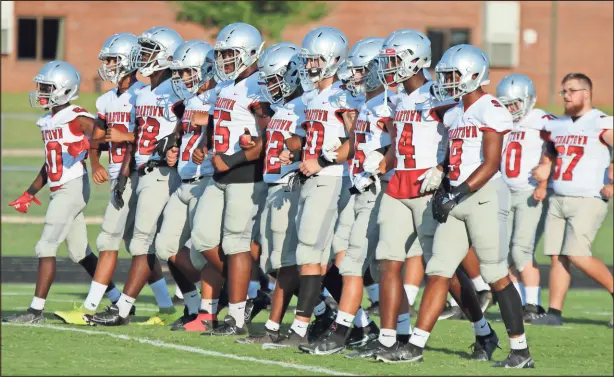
[2,215,104,224]
[2,149,41,157]
[2,323,358,376]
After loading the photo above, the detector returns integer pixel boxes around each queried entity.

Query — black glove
[154,133,179,159]
[113,175,128,209]
[431,180,470,224]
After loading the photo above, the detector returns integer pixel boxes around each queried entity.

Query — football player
[379,44,532,368]
[531,73,613,328]
[192,22,272,336]
[4,61,121,323]
[90,26,185,326]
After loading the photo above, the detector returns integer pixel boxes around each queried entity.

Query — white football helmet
[337,61,352,89]
[378,29,431,86]
[29,61,80,110]
[346,37,384,96]
[98,33,138,84]
[433,44,490,102]
[132,26,184,77]
[257,42,301,104]
[214,22,264,81]
[170,40,214,99]
[298,26,349,90]
[496,73,537,122]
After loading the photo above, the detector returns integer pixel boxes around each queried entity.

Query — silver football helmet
[298,26,349,90]
[132,26,184,77]
[346,37,384,96]
[214,22,264,81]
[29,61,80,109]
[378,29,431,86]
[170,40,214,99]
[257,42,301,104]
[337,61,352,89]
[433,44,490,101]
[496,73,537,122]
[98,33,138,84]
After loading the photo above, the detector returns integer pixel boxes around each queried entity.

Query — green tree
[175,1,328,41]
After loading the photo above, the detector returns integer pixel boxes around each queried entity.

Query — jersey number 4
[136,117,161,155]
[554,145,584,181]
[397,123,416,169]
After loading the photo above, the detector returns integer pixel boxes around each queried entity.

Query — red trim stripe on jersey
[376,117,393,131]
[599,129,609,146]
[334,109,356,124]
[479,126,509,134]
[97,113,106,120]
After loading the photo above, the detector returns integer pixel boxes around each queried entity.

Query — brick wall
[2,1,612,107]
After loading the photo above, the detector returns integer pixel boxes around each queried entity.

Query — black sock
[548,307,562,317]
[296,275,322,319]
[78,253,118,294]
[322,265,343,302]
[167,260,196,294]
[397,334,410,344]
[493,283,525,336]
[333,322,351,338]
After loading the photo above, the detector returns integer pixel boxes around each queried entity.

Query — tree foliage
[175,1,328,41]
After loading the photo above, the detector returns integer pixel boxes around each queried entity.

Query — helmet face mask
[97,33,139,84]
[133,39,163,77]
[433,44,490,102]
[169,40,214,99]
[213,23,264,82]
[257,42,301,104]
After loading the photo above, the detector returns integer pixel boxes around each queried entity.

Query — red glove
[65,138,90,158]
[9,191,42,213]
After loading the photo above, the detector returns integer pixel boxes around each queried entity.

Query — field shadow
[426,345,473,359]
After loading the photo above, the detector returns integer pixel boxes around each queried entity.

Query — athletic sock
[404,284,420,307]
[408,327,430,348]
[248,281,260,300]
[335,310,355,328]
[448,296,459,307]
[150,278,173,309]
[365,283,379,303]
[228,301,246,328]
[472,316,491,337]
[200,299,219,315]
[524,286,540,306]
[509,333,528,350]
[396,313,411,336]
[471,276,491,292]
[290,318,309,337]
[174,285,184,299]
[183,290,200,315]
[84,281,108,311]
[30,296,46,311]
[353,308,371,328]
[313,300,327,316]
[265,319,280,332]
[116,294,135,318]
[378,328,397,347]
[106,287,121,303]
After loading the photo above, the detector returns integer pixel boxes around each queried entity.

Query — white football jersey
[178,89,216,180]
[133,78,182,167]
[212,72,265,156]
[444,93,513,187]
[387,82,455,199]
[545,109,612,198]
[301,81,362,177]
[37,105,95,189]
[96,81,147,180]
[501,108,556,192]
[264,96,306,184]
[350,90,394,182]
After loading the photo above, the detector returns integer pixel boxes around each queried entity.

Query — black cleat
[236,327,280,345]
[262,328,307,350]
[299,324,346,355]
[307,305,337,343]
[530,312,563,326]
[493,349,535,368]
[345,338,400,359]
[346,321,379,350]
[366,301,379,317]
[244,290,271,325]
[89,304,130,326]
[523,304,546,323]
[477,290,493,313]
[3,308,45,324]
[203,315,247,336]
[470,327,501,361]
[170,307,197,331]
[438,303,464,321]
[375,342,424,363]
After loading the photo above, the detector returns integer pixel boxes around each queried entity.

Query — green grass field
[1,283,613,376]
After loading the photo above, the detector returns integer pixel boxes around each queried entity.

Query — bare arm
[244,102,273,162]
[26,164,48,196]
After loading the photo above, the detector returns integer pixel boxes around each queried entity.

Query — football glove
[418,166,444,194]
[154,133,179,159]
[8,191,42,213]
[362,150,384,174]
[431,181,470,223]
[113,175,128,209]
[321,137,342,162]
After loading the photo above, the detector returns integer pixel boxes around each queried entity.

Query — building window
[427,28,471,66]
[17,17,64,61]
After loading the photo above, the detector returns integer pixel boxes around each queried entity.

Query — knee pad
[35,240,59,259]
[155,237,177,262]
[479,259,509,284]
[511,246,534,273]
[190,229,219,253]
[96,232,122,253]
[221,234,251,256]
[189,248,208,271]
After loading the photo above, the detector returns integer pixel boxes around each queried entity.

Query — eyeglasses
[559,88,588,96]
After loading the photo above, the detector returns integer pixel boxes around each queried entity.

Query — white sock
[150,278,173,309]
[379,328,397,347]
[471,276,491,292]
[30,296,45,311]
[509,333,528,350]
[513,281,526,306]
[200,299,219,314]
[396,313,411,335]
[290,318,309,337]
[322,288,331,297]
[116,293,135,318]
[248,281,260,300]
[408,327,430,348]
[353,308,371,327]
[472,317,491,336]
[183,290,200,315]
[366,283,379,303]
[448,296,459,307]
[84,281,108,311]
[174,285,183,299]
[313,301,327,316]
[106,287,121,303]
[228,301,246,328]
[404,284,420,306]
[335,310,355,328]
[265,319,280,332]
[524,286,540,306]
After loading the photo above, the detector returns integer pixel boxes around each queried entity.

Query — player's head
[345,37,384,97]
[29,60,80,110]
[433,44,490,102]
[214,22,264,81]
[170,40,214,99]
[98,33,139,84]
[132,26,183,77]
[560,73,593,115]
[496,73,536,122]
[257,42,301,104]
[298,26,348,90]
[377,29,431,86]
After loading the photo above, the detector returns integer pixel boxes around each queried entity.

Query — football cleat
[438,303,464,321]
[344,338,400,359]
[307,304,337,343]
[54,303,96,326]
[3,308,45,324]
[262,328,307,350]
[299,324,346,355]
[236,327,280,345]
[523,304,546,323]
[346,321,380,349]
[184,311,217,332]
[470,327,501,361]
[244,290,271,325]
[366,301,380,317]
[138,307,182,326]
[169,307,197,331]
[530,312,563,326]
[375,343,424,363]
[493,349,535,368]
[202,315,247,336]
[89,304,130,326]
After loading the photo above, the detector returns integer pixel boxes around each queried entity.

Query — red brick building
[1,1,612,106]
